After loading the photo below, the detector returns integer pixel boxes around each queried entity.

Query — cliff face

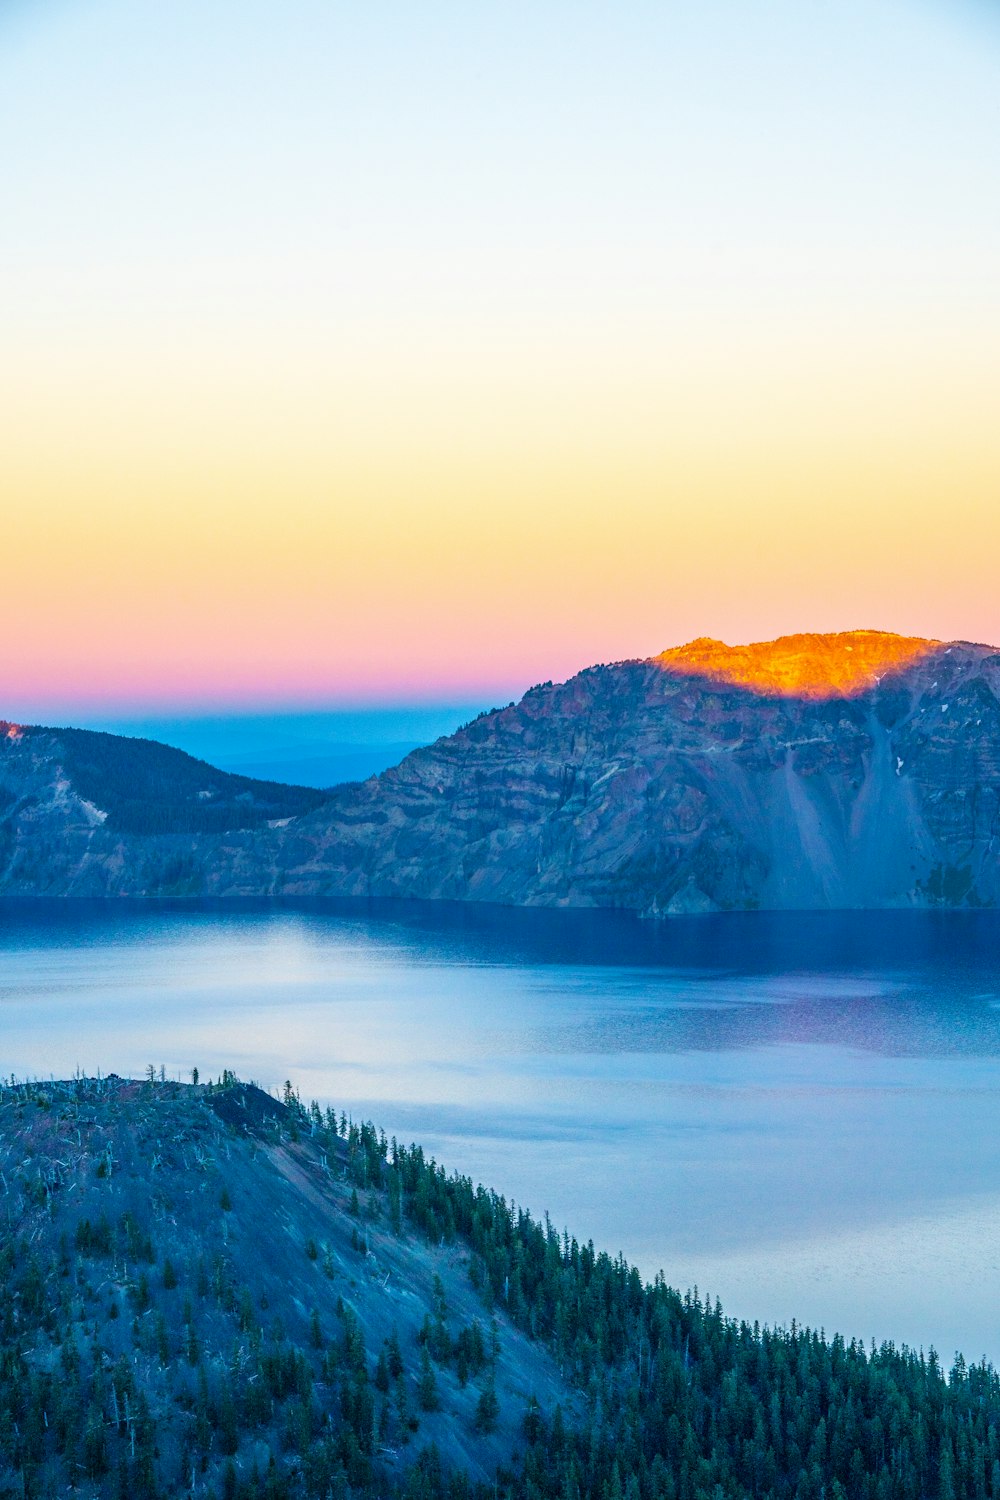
[267,631,1000,913]
[3,631,1000,911]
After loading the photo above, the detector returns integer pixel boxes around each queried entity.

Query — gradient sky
[2,0,999,716]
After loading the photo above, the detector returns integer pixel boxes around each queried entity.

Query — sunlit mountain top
[652,630,951,700]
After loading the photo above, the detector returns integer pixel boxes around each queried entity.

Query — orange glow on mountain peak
[652,631,942,700]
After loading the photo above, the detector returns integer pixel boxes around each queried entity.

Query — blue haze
[65,707,492,787]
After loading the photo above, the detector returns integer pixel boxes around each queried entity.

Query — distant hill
[221,742,425,790]
[73,706,492,790]
[4,1072,1000,1499]
[0,723,324,894]
[4,630,1000,908]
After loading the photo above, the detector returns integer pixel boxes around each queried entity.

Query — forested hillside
[2,1074,999,1499]
[0,724,326,893]
[16,725,326,834]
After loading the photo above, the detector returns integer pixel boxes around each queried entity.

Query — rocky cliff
[264,630,1000,913]
[4,630,1000,911]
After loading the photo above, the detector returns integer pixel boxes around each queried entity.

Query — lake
[3,897,1000,1365]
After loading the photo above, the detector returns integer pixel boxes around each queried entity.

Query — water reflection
[2,897,1000,1360]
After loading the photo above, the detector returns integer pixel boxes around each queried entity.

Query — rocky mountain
[3,630,1000,911]
[260,629,1000,913]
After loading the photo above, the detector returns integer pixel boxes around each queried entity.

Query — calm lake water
[3,898,1000,1364]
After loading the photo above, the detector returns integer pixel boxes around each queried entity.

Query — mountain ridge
[0,1072,574,1498]
[263,630,1000,913]
[3,630,1000,911]
[7,1069,1000,1499]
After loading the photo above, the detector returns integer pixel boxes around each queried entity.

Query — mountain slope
[268,630,1000,912]
[6,1073,1000,1500]
[0,723,324,894]
[0,1074,573,1499]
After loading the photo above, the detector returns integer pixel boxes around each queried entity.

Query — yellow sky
[2,0,999,710]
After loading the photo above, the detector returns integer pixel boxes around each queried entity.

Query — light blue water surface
[3,899,1000,1363]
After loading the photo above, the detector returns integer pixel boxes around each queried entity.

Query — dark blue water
[3,898,1000,1362]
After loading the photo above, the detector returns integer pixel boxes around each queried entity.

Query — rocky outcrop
[4,631,1000,911]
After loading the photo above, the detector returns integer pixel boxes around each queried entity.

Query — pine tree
[474,1378,499,1434]
[387,1326,404,1380]
[417,1346,439,1412]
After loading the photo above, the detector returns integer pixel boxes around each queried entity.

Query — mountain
[0,724,323,894]
[5,1071,1000,1500]
[262,629,1000,913]
[4,630,1000,910]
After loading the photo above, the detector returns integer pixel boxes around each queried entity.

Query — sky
[2,0,999,722]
